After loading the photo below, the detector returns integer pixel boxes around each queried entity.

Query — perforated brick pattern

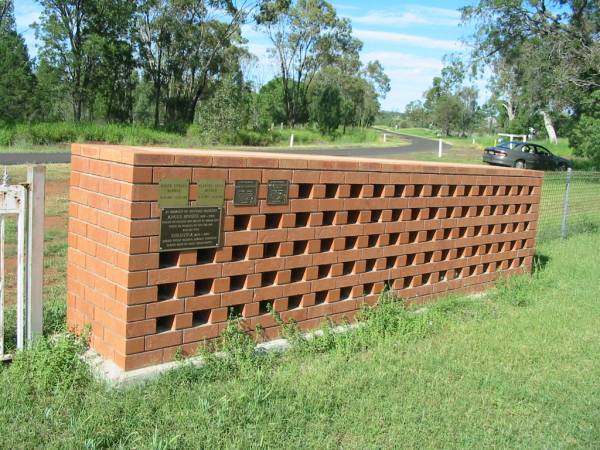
[67,144,543,370]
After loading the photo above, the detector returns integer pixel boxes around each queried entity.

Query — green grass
[386,127,576,155]
[537,172,600,241]
[2,232,600,448]
[378,126,495,149]
[0,122,180,147]
[377,127,599,169]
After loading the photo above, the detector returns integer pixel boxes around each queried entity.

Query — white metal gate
[0,166,45,361]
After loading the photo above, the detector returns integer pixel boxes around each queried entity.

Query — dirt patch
[45,179,69,196]
[2,256,17,305]
[45,215,67,230]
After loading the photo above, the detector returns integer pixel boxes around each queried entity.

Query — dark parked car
[482,141,572,170]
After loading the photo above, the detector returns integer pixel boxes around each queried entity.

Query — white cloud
[354,29,462,51]
[363,52,443,110]
[348,5,460,28]
[362,51,443,71]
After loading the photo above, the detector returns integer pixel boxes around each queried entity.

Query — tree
[0,0,13,27]
[570,90,600,166]
[257,0,361,126]
[135,0,254,129]
[35,0,135,122]
[462,0,600,142]
[91,0,137,123]
[311,83,340,134]
[421,60,478,137]
[0,0,35,123]
[488,59,520,125]
[404,100,429,128]
[432,95,462,137]
[364,61,390,98]
[194,73,250,142]
[255,77,286,129]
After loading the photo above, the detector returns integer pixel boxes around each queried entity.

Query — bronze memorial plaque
[267,180,289,205]
[159,207,222,251]
[197,179,225,207]
[234,180,259,206]
[159,179,189,208]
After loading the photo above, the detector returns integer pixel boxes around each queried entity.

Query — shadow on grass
[532,253,551,274]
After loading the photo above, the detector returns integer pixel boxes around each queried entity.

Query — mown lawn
[1,229,600,448]
[385,127,577,156]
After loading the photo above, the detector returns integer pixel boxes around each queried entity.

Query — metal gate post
[16,187,27,350]
[561,168,573,240]
[0,215,4,357]
[27,166,45,340]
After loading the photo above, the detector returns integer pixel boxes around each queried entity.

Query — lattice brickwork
[67,144,543,370]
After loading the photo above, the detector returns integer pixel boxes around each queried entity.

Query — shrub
[570,90,600,166]
[2,122,181,146]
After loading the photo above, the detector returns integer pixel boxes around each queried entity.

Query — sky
[14,0,476,111]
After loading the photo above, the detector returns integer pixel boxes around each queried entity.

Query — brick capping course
[67,144,544,371]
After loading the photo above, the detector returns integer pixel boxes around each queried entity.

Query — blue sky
[14,0,475,111]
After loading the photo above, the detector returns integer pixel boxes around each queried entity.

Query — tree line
[394,1,599,164]
[0,0,390,142]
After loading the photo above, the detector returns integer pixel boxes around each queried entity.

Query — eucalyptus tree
[462,0,600,142]
[257,0,361,126]
[135,0,257,129]
[35,0,135,122]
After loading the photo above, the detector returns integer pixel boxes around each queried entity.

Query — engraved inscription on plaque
[159,207,222,251]
[159,179,189,208]
[234,180,259,206]
[267,180,289,205]
[197,179,225,207]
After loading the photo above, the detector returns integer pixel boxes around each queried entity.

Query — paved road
[0,152,72,165]
[0,130,449,165]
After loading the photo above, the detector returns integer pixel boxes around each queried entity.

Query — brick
[146,299,184,318]
[145,331,182,351]
[174,313,193,330]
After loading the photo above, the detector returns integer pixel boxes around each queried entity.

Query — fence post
[0,170,5,358]
[560,168,572,240]
[27,165,45,340]
[289,134,294,148]
[438,139,443,158]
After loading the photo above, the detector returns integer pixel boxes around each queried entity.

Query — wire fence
[537,170,600,242]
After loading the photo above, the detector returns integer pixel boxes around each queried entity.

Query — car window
[521,145,530,153]
[536,146,551,156]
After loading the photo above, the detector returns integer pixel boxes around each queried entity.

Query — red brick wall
[67,144,543,370]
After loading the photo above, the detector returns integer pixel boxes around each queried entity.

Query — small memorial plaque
[159,179,189,208]
[234,180,259,206]
[267,180,289,205]
[197,179,225,207]
[159,207,222,251]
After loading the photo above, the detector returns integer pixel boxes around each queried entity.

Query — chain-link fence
[537,170,600,242]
